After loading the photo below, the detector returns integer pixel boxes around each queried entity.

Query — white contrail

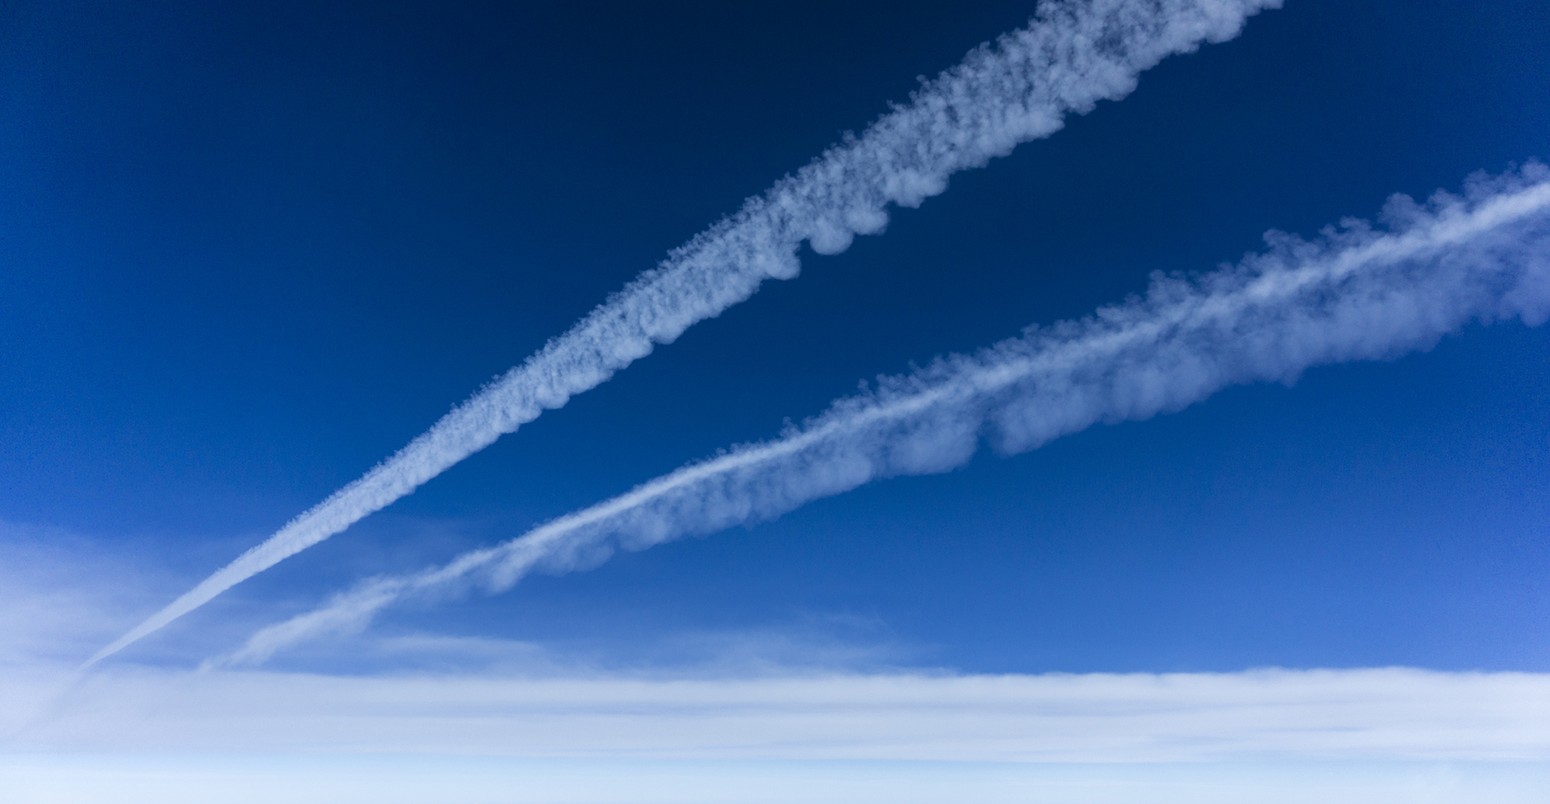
[87,0,1283,667]
[218,164,1550,668]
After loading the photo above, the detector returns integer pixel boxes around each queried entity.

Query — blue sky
[3,1,1550,801]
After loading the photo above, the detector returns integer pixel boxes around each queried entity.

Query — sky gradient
[3,1,1549,801]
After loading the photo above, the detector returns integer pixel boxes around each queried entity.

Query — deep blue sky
[3,0,1548,674]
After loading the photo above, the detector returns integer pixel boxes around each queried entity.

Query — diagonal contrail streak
[217,165,1550,668]
[88,0,1282,667]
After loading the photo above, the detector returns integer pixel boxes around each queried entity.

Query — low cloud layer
[10,665,1550,763]
[7,754,1548,804]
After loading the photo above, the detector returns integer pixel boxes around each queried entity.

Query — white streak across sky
[87,0,1283,666]
[221,165,1550,667]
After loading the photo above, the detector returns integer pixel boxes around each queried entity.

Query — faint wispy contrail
[218,164,1550,668]
[88,0,1283,667]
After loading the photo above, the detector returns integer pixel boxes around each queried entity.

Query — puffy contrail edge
[88,0,1281,667]
[218,164,1550,667]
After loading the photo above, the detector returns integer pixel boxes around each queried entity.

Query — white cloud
[5,755,1548,804]
[0,522,176,669]
[8,666,1549,763]
[6,522,1545,803]
[6,665,1550,803]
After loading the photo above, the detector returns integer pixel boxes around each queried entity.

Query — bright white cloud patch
[5,664,1550,803]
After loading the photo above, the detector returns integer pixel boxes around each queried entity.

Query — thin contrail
[217,164,1550,668]
[88,0,1282,668]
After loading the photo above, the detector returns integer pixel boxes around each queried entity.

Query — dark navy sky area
[3,1,1548,675]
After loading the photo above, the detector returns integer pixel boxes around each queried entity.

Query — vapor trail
[87,0,1282,667]
[218,165,1550,668]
